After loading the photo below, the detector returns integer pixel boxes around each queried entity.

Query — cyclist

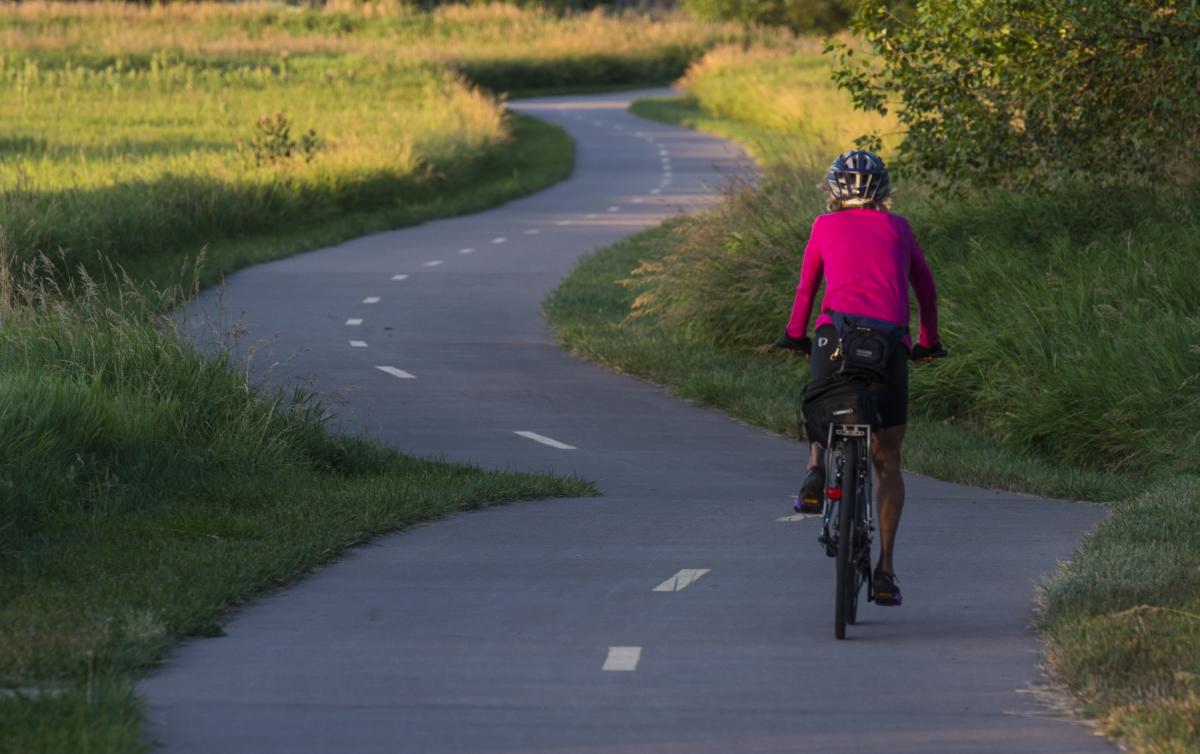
[775,150,943,607]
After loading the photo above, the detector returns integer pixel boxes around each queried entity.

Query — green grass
[126,113,574,291]
[553,43,1200,751]
[0,272,595,753]
[0,52,575,291]
[1039,477,1200,752]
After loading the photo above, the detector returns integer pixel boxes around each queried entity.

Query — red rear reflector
[827,487,842,500]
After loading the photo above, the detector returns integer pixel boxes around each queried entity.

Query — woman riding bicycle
[775,150,943,608]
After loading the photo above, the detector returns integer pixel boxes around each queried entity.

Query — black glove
[911,342,948,361]
[775,334,812,356]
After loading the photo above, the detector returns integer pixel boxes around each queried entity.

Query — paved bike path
[142,91,1113,753]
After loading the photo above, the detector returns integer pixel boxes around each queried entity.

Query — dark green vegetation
[0,271,595,752]
[547,44,1198,746]
[682,0,860,33]
[833,0,1200,185]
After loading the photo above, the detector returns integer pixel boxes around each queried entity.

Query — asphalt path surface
[142,91,1113,753]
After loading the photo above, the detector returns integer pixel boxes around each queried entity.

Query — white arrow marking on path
[602,647,641,672]
[652,569,711,592]
[376,366,416,380]
[513,431,576,450]
[777,513,820,522]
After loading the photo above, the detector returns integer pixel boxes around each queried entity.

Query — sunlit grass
[0,2,764,285]
[0,56,509,278]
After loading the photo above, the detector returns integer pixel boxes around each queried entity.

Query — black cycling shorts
[810,324,909,429]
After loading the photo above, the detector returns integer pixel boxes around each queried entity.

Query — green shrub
[832,0,1200,185]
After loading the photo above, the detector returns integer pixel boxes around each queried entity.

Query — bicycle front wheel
[834,437,859,640]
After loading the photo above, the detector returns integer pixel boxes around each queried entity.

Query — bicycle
[780,335,947,640]
[819,414,874,640]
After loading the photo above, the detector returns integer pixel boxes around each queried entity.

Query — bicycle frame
[818,423,875,552]
[820,421,876,638]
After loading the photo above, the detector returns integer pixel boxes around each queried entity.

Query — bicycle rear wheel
[834,437,859,640]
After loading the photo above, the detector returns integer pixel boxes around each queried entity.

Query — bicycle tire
[834,436,859,640]
[848,441,867,626]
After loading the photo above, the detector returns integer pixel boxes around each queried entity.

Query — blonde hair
[819,181,893,212]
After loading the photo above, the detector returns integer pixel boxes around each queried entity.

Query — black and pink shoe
[793,466,825,514]
[873,570,902,606]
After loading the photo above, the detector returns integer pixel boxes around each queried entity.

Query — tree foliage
[831,0,1200,186]
[683,0,856,34]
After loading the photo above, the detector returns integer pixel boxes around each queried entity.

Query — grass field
[545,44,1199,752]
[0,2,756,289]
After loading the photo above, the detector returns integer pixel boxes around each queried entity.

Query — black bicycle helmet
[825,150,890,206]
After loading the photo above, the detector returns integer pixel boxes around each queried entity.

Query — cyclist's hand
[774,334,812,356]
[911,342,948,362]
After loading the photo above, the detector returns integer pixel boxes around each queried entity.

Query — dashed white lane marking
[376,366,416,380]
[513,431,576,450]
[777,513,819,522]
[363,296,381,304]
[586,213,598,219]
[607,206,620,213]
[424,260,444,267]
[492,237,507,244]
[458,248,475,255]
[661,157,670,163]
[632,197,643,204]
[345,318,363,326]
[525,229,540,235]
[592,119,604,126]
[349,340,368,348]
[603,647,642,672]
[556,220,572,226]
[652,569,711,592]
[391,274,409,281]
[650,188,662,195]
[615,125,624,131]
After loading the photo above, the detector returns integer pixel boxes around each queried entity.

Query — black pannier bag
[801,376,878,443]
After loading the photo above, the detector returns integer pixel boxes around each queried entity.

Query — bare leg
[872,425,906,574]
[808,442,823,469]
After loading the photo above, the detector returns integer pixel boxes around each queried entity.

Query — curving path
[142,91,1112,753]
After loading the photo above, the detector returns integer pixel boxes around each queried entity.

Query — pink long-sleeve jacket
[785,209,940,350]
